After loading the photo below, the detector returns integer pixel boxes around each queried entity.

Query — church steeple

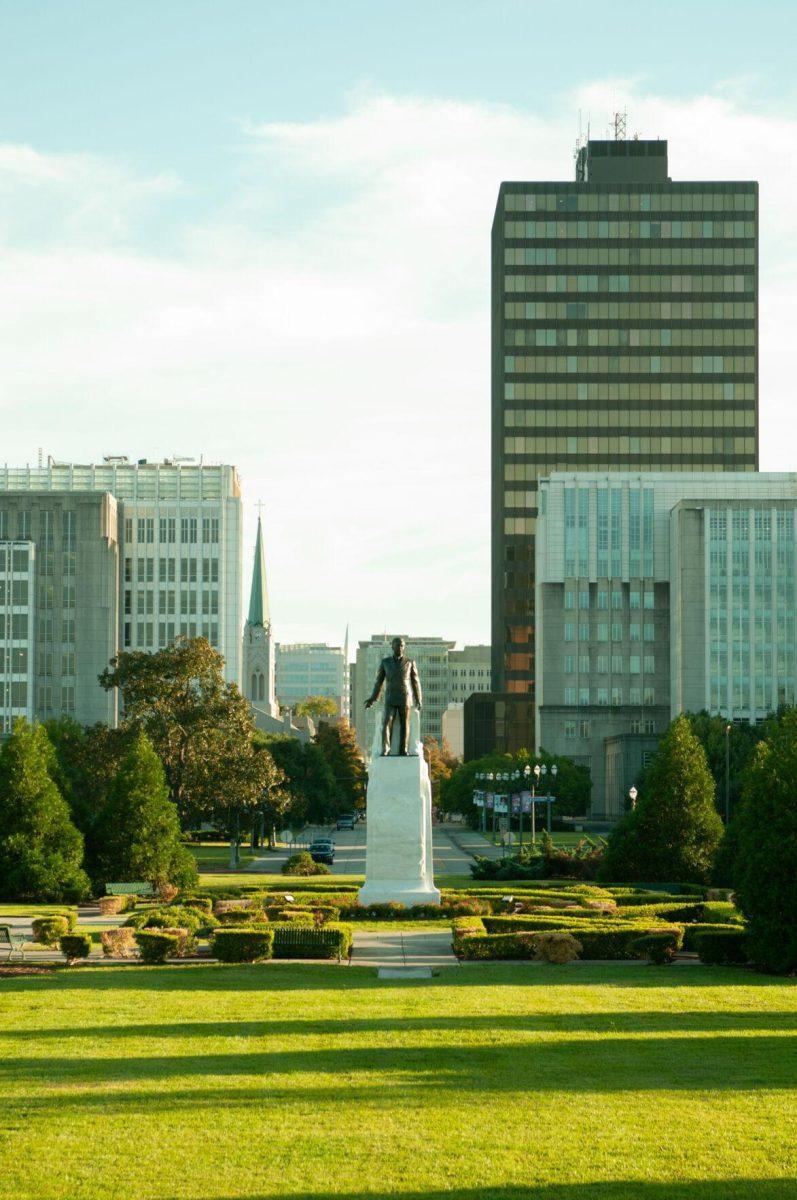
[243,510,277,716]
[248,515,270,628]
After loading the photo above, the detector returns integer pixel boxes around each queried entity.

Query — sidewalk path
[350,929,458,970]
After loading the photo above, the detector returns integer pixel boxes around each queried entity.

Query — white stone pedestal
[358,715,440,906]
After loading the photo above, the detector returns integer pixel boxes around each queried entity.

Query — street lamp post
[725,723,731,825]
[549,763,558,834]
[629,785,638,811]
[512,769,521,849]
[488,771,495,838]
[522,763,531,848]
[532,762,541,847]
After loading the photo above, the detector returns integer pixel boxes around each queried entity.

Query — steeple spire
[248,513,270,628]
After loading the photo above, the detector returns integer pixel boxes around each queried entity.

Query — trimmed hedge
[700,901,744,925]
[630,931,683,965]
[135,930,181,963]
[31,915,72,945]
[453,916,682,961]
[212,926,274,963]
[271,922,353,960]
[60,932,92,963]
[695,929,750,966]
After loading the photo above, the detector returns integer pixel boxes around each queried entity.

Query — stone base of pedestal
[358,751,440,907]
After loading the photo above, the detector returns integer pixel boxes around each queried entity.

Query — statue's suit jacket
[370,655,422,708]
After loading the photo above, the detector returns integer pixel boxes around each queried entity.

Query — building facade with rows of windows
[492,137,758,715]
[0,539,37,733]
[0,458,242,730]
[535,472,797,818]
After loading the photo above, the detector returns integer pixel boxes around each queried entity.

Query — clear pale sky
[2,1,796,651]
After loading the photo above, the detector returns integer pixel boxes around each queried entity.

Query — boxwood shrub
[700,901,744,925]
[135,930,181,964]
[681,921,746,952]
[271,922,353,960]
[212,926,274,963]
[695,929,750,966]
[630,931,683,965]
[32,915,72,945]
[453,916,682,961]
[60,932,92,963]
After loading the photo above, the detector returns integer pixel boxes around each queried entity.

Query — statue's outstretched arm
[411,661,423,709]
[365,664,386,708]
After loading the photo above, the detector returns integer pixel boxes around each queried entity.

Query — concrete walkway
[350,929,458,970]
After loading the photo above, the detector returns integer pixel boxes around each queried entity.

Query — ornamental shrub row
[31,913,76,945]
[453,916,682,961]
[210,922,353,962]
[630,931,683,965]
[60,932,92,963]
[695,928,750,965]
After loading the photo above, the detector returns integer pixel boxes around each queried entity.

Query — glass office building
[492,137,758,703]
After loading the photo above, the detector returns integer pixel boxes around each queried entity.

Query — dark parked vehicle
[309,839,335,865]
[336,814,355,830]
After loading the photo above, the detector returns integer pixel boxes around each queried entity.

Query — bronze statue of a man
[365,636,423,756]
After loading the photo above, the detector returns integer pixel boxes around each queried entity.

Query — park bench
[105,882,156,898]
[0,925,26,963]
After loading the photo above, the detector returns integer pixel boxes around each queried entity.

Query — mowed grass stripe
[0,964,795,1200]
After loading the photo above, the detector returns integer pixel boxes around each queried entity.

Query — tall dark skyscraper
[491,135,758,703]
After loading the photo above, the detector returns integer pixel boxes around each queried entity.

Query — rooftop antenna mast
[613,109,627,141]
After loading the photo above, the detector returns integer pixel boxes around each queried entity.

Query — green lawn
[1,963,795,1200]
[187,841,261,870]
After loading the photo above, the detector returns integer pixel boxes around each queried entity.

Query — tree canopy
[314,719,366,814]
[93,731,197,890]
[293,696,338,724]
[730,708,797,973]
[0,720,90,902]
[439,748,591,824]
[99,637,272,824]
[600,714,724,884]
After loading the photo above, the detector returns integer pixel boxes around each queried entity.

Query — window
[578,654,589,673]
[644,654,655,673]
[564,655,574,673]
[644,686,655,706]
[597,687,608,706]
[160,517,176,543]
[611,590,622,610]
[597,591,608,610]
[629,590,640,610]
[579,590,589,610]
[644,622,655,641]
[564,720,576,740]
[611,686,622,705]
[579,687,589,706]
[564,686,576,705]
[597,623,608,642]
[611,622,622,641]
[611,654,623,673]
[630,655,641,674]
[124,517,133,542]
[18,511,30,539]
[202,517,219,544]
[644,720,656,735]
[630,623,641,642]
[181,517,198,544]
[644,590,655,610]
[596,655,608,673]
[579,623,589,641]
[564,623,574,642]
[579,719,591,739]
[564,590,575,610]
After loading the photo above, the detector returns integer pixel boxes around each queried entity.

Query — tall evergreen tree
[93,731,198,890]
[732,709,797,973]
[0,720,90,902]
[601,714,724,884]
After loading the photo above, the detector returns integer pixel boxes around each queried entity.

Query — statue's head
[391,636,405,657]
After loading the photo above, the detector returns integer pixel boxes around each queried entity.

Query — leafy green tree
[314,719,366,814]
[0,720,90,902]
[731,708,797,973]
[422,736,460,807]
[258,734,337,826]
[601,714,724,884]
[99,638,266,823]
[93,732,197,890]
[439,749,590,825]
[293,696,338,724]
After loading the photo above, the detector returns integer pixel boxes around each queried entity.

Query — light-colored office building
[0,493,119,729]
[0,457,243,727]
[448,645,491,704]
[0,540,36,732]
[276,640,350,720]
[536,471,797,818]
[352,635,456,754]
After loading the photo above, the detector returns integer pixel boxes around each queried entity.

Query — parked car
[336,814,355,830]
[309,839,335,865]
